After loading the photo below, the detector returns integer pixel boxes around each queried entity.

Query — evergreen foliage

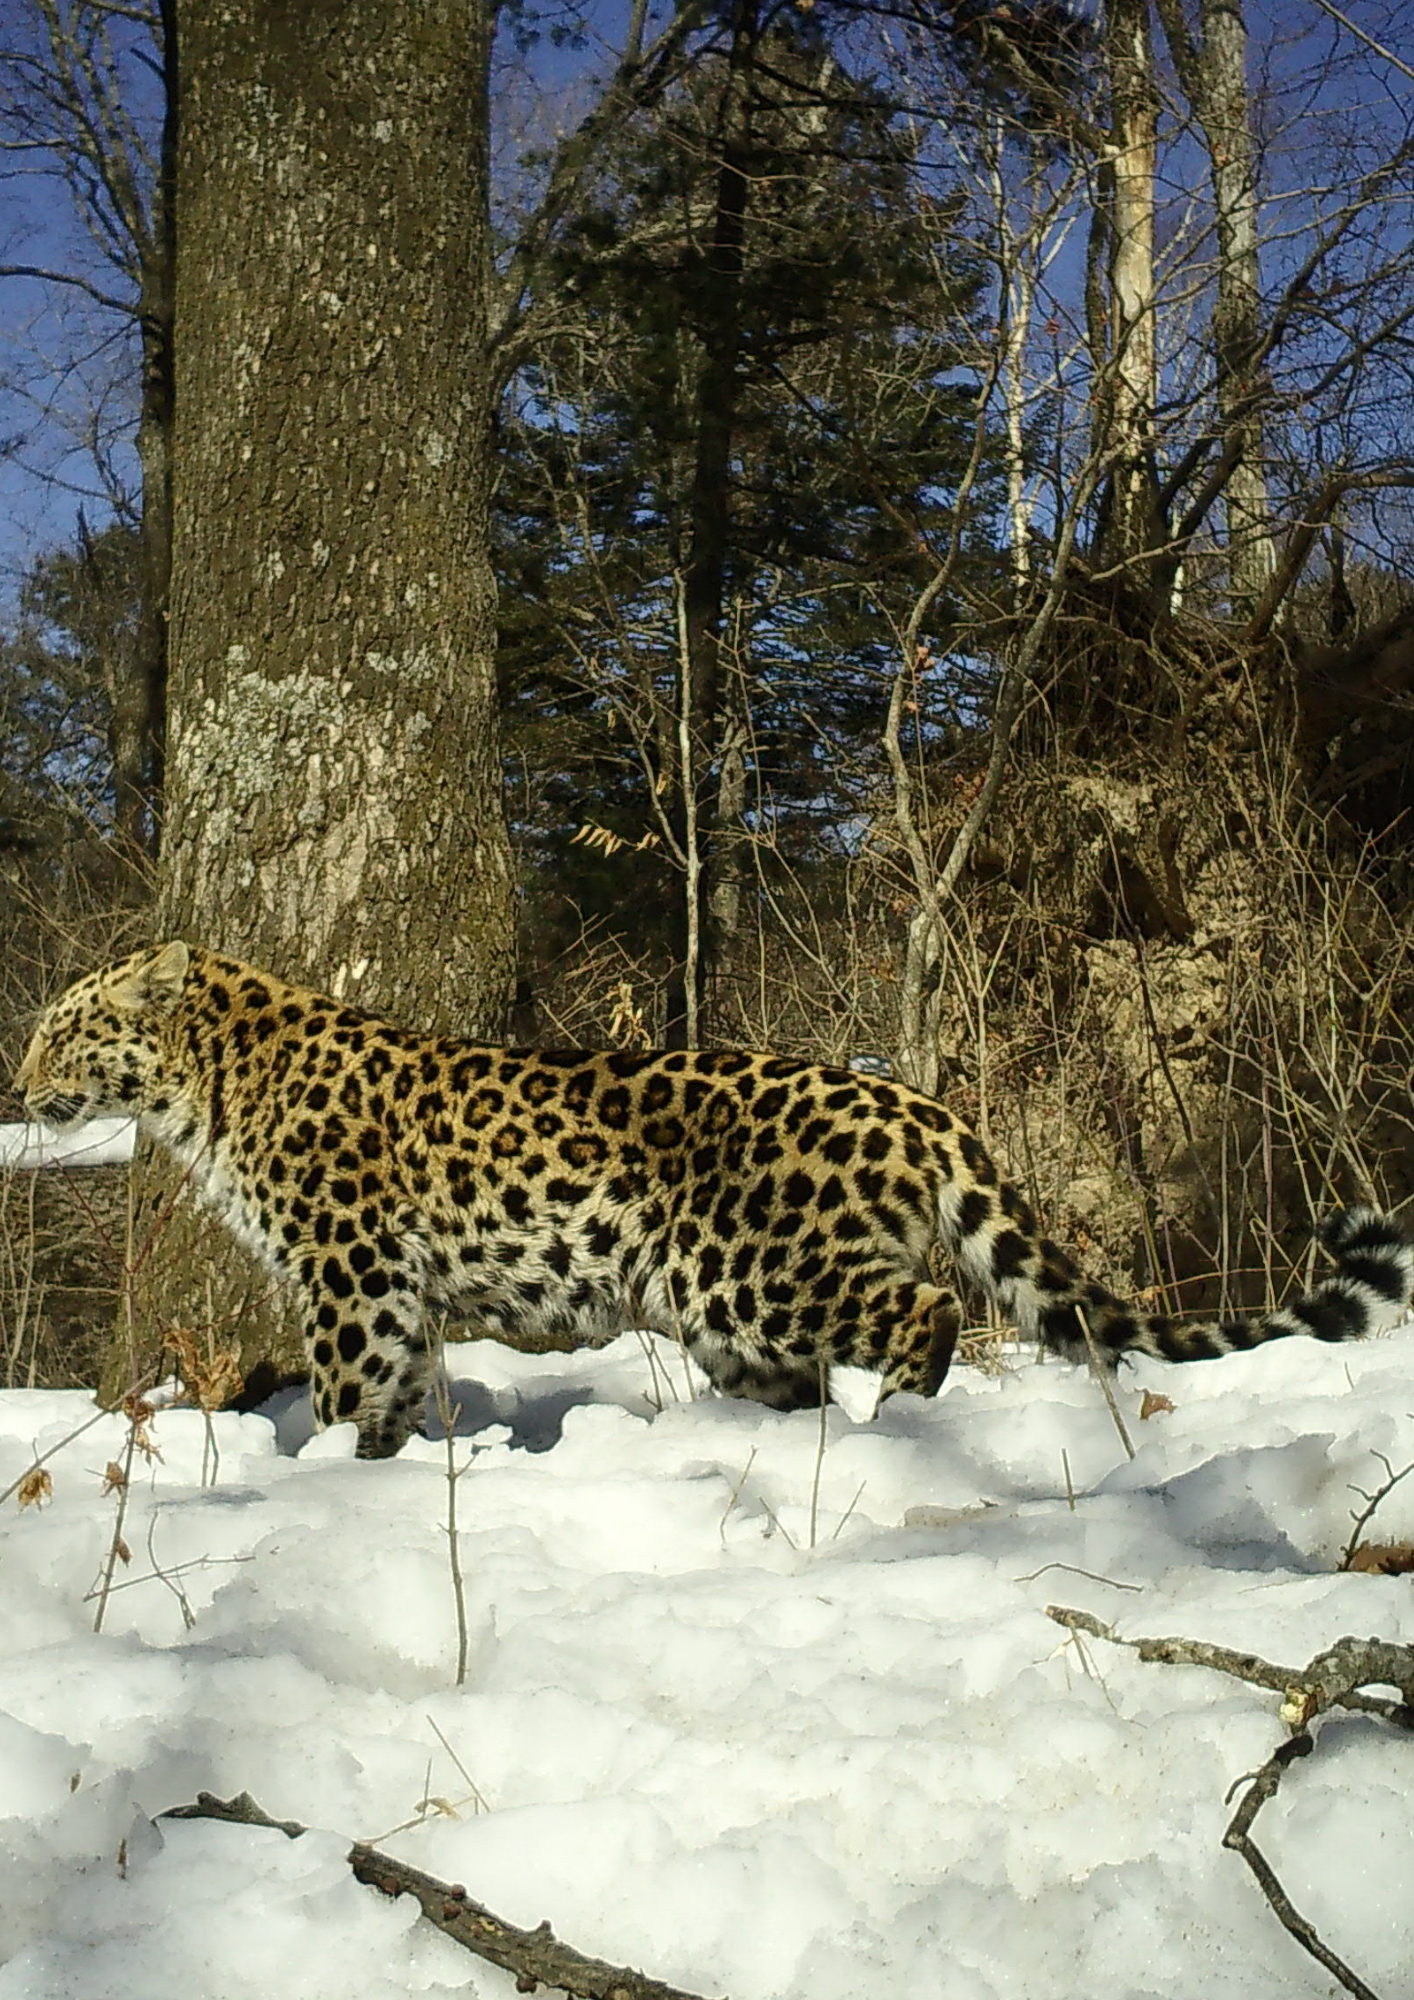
[497,8,1004,999]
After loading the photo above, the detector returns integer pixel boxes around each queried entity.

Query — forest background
[1,0,1413,1402]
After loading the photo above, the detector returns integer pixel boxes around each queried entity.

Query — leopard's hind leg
[868,1280,964,1401]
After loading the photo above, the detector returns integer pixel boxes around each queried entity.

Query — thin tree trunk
[1154,0,1276,609]
[707,660,749,946]
[128,0,176,862]
[665,0,758,1045]
[1094,0,1160,573]
[987,123,1037,597]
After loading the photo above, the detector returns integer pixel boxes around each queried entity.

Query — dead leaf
[1139,1390,1175,1420]
[16,1466,52,1509]
[121,1394,162,1463]
[1346,1541,1414,1575]
[168,1326,243,1412]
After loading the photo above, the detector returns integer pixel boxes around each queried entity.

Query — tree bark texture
[128,0,178,863]
[1094,0,1160,571]
[111,0,516,1399]
[1154,0,1276,608]
[160,0,512,1018]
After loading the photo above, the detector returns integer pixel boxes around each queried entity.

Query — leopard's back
[396,1044,961,1380]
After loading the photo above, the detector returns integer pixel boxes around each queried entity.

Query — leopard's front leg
[295,1244,436,1458]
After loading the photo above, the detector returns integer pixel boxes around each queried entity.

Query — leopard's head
[14,941,192,1130]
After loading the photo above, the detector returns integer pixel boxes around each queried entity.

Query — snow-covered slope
[0,1326,1411,1999]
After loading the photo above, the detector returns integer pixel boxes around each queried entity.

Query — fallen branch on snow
[1047,1606,1414,2000]
[158,1790,717,2000]
[1045,1606,1414,1726]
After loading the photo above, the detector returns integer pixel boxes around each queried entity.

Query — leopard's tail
[943,1186,1413,1363]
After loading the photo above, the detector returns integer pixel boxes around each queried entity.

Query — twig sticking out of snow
[158,1791,719,2000]
[1339,1452,1414,1572]
[1047,1606,1414,2000]
[1074,1305,1135,1459]
[0,1358,164,1511]
[91,1394,161,1634]
[0,1403,113,1508]
[431,1364,472,1687]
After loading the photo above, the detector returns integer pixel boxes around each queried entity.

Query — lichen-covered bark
[108,0,515,1401]
[160,0,512,1022]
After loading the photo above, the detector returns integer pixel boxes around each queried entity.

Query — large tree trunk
[107,0,515,1402]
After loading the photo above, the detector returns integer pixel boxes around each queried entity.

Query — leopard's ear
[108,940,192,1015]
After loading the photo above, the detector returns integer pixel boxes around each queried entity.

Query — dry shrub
[875,743,1414,1316]
[0,1164,132,1389]
[520,928,664,1050]
[0,823,152,1390]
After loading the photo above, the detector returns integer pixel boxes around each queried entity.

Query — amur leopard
[15,941,1413,1458]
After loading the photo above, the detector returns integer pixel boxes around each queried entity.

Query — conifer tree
[499,7,1002,1035]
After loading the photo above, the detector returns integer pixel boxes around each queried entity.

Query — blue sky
[0,0,157,603]
[1,0,1411,615]
[0,0,646,608]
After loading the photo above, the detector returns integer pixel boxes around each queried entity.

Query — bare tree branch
[1048,1609,1414,2000]
[1339,1455,1414,1572]
[0,260,133,313]
[1305,0,1414,87]
[1222,1735,1382,2000]
[1245,469,1414,645]
[1045,1606,1414,1723]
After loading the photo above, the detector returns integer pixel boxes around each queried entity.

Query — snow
[0,1117,136,1170]
[1,1324,1412,2000]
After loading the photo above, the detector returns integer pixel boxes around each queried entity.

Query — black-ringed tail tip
[1019,1202,1414,1369]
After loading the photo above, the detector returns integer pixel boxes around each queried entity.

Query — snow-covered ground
[1,1323,1411,2000]
[0,1118,135,1170]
